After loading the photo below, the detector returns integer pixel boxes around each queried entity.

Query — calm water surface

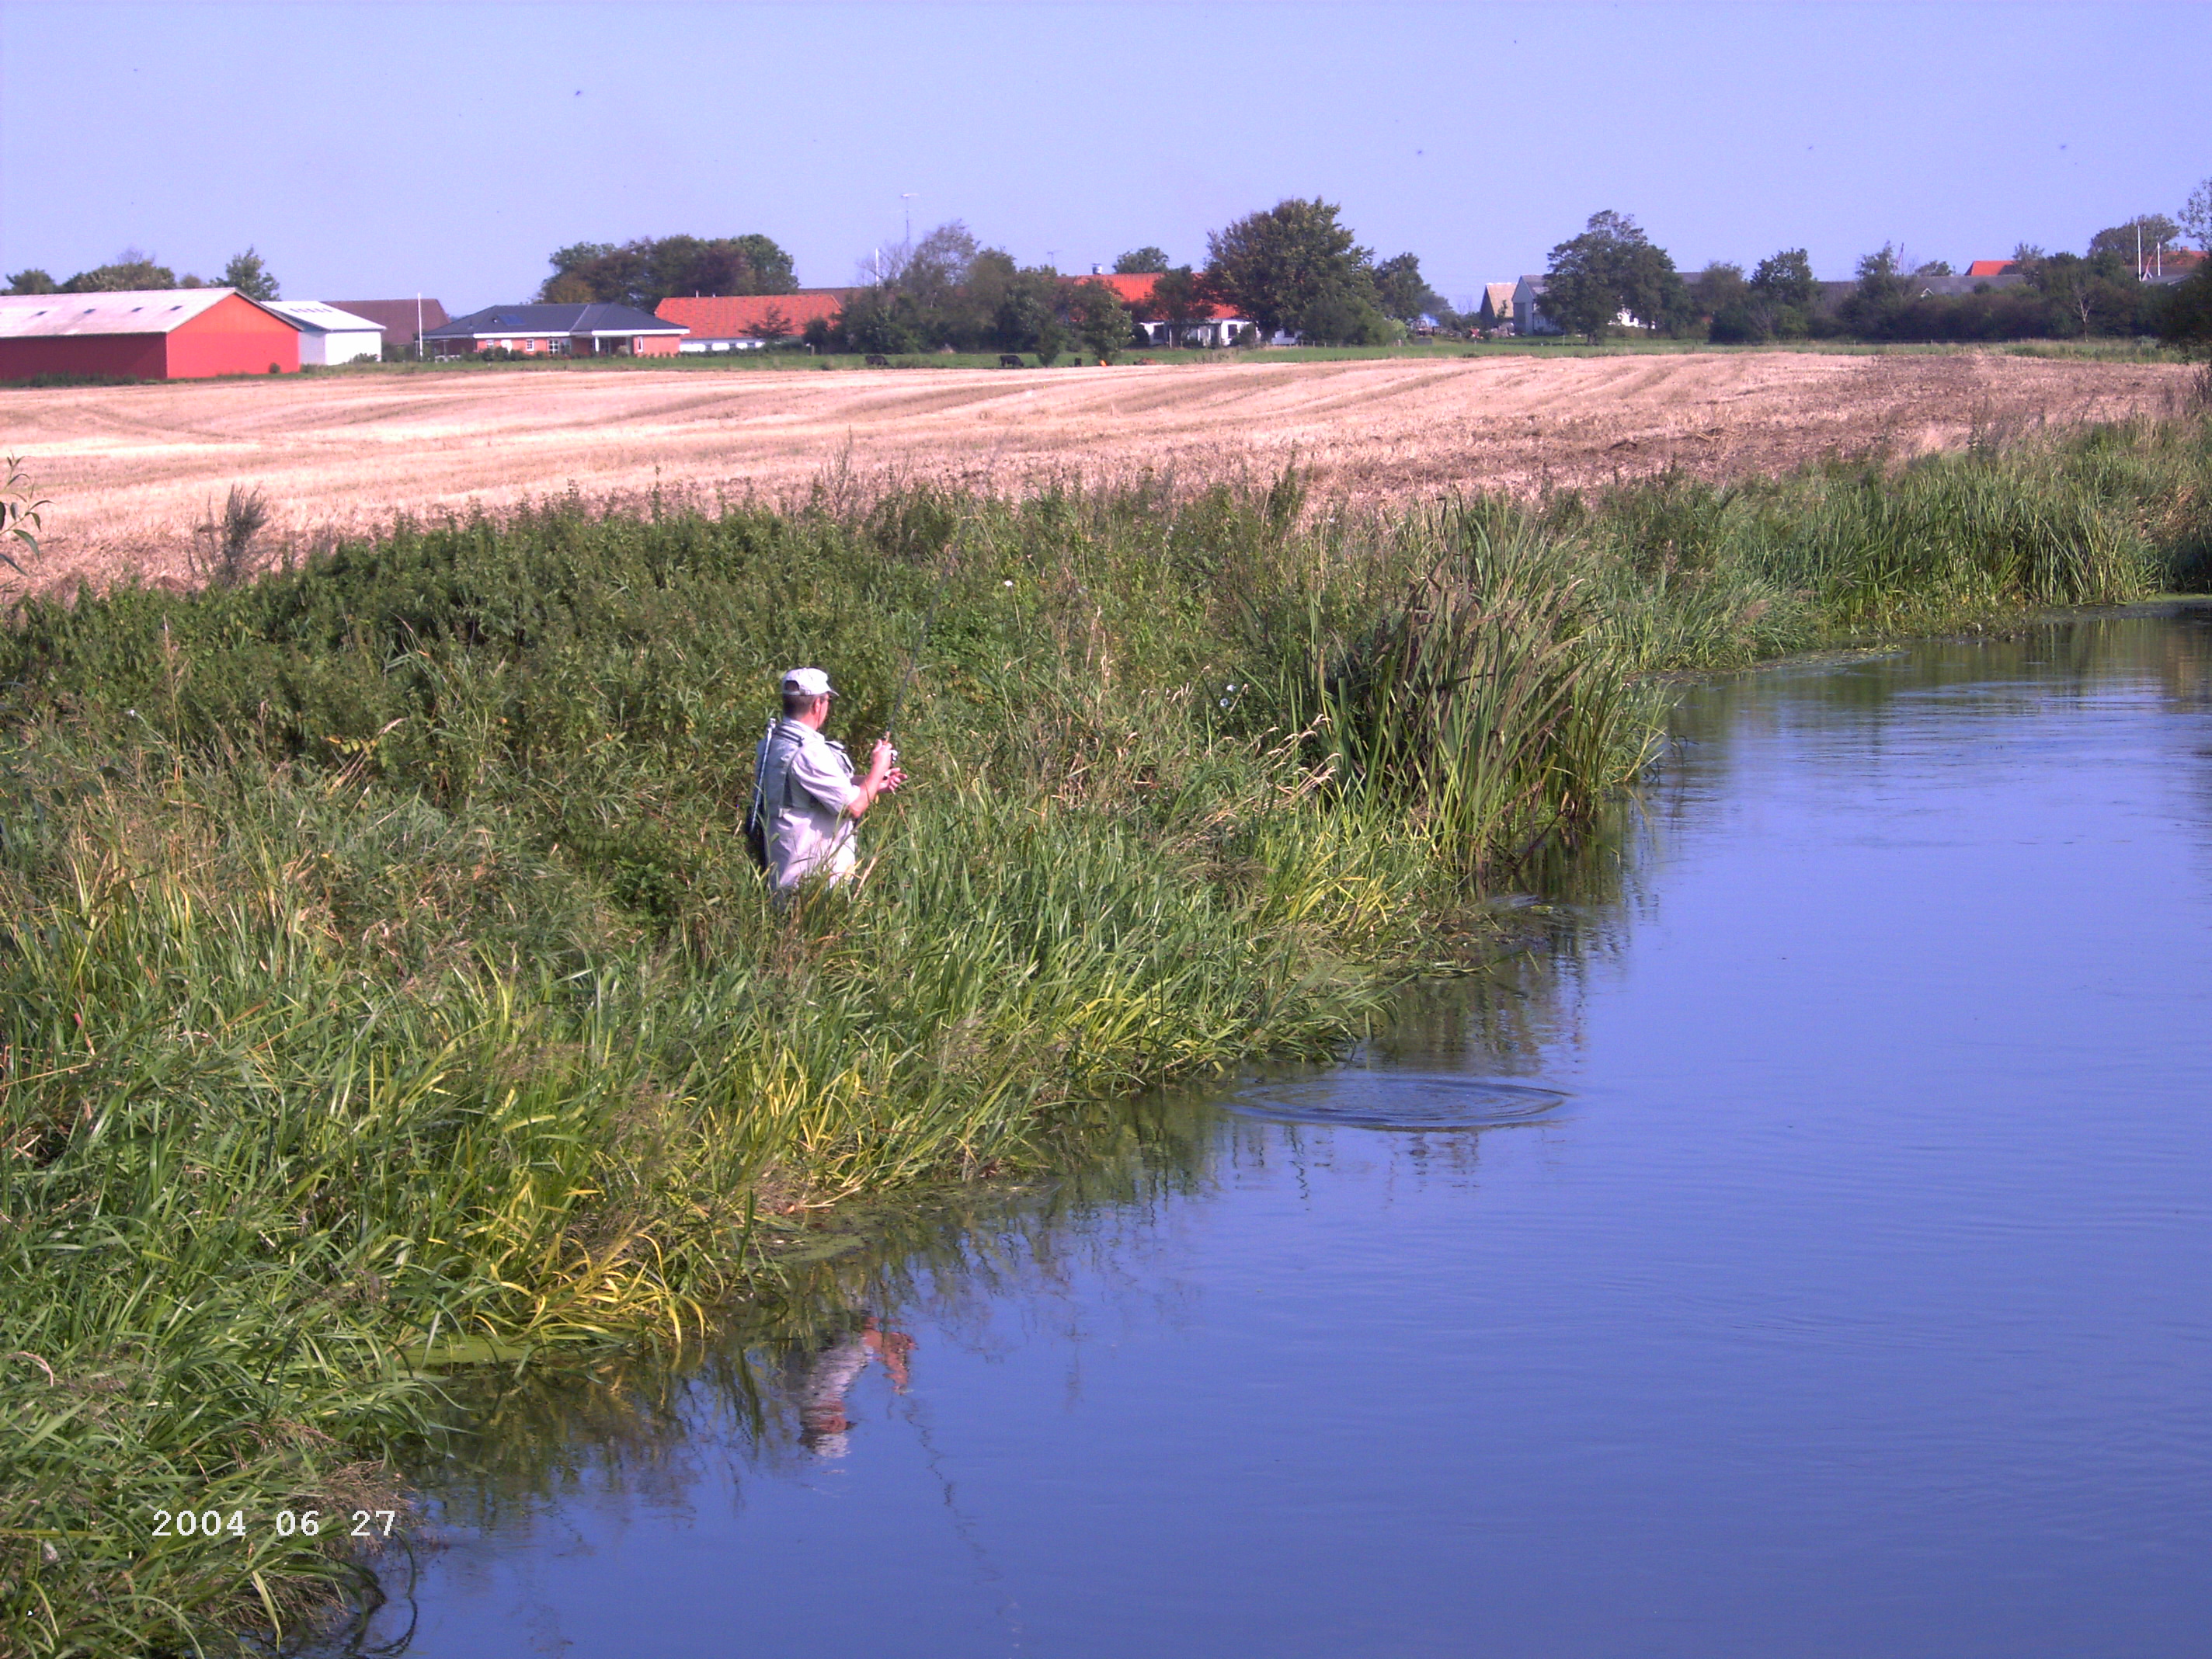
[367,615,2212,1658]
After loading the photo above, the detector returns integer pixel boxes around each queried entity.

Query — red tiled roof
[1061,271,1240,319]
[1064,273,1160,305]
[1965,260,2016,277]
[656,292,844,338]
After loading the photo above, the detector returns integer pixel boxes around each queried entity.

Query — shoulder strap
[756,719,804,814]
[750,718,777,819]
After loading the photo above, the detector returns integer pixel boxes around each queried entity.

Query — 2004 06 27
[148,1508,398,1540]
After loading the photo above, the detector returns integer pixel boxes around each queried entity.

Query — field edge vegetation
[2,412,2208,1656]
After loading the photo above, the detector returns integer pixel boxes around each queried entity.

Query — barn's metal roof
[426,302,683,339]
[264,300,386,336]
[0,287,276,339]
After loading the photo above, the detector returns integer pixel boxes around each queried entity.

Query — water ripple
[1222,1070,1568,1131]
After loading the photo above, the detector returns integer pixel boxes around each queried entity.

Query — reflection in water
[357,610,2212,1659]
[794,1316,914,1459]
[401,1094,1224,1536]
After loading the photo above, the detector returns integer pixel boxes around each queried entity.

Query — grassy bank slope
[2,415,2207,1654]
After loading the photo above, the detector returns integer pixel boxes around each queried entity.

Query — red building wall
[0,294,298,382]
[165,295,299,377]
[0,334,168,382]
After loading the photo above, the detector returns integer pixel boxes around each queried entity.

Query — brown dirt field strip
[2,352,2192,591]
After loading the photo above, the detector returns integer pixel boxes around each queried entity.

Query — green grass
[1,413,2207,1655]
[293,334,2189,381]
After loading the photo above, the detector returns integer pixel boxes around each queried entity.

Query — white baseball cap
[781,667,836,698]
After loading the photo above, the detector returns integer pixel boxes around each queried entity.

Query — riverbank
[2,412,2207,1654]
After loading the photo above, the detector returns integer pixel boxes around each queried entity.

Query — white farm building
[264,301,385,366]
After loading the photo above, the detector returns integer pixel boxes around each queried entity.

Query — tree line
[5,248,280,301]
[807,199,1447,359]
[1537,176,2212,350]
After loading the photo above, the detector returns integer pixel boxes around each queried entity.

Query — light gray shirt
[761,718,860,889]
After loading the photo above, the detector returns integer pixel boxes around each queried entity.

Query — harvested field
[1,350,2193,591]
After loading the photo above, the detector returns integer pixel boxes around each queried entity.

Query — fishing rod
[881,547,958,750]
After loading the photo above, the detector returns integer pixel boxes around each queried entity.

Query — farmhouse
[327,298,450,353]
[656,291,846,351]
[1071,272,1255,347]
[263,300,384,366]
[1476,282,1518,333]
[422,303,684,360]
[1512,276,1562,336]
[0,288,299,382]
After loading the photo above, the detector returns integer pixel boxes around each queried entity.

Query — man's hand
[848,738,906,818]
[869,738,906,792]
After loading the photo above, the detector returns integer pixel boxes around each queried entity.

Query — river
[359,611,2212,1658]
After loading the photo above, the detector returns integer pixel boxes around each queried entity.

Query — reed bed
[1,412,2207,1656]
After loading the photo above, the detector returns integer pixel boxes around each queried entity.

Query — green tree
[1837,242,1912,337]
[1696,263,1762,343]
[1542,210,1689,340]
[1205,197,1386,344]
[992,269,1066,361]
[2025,248,2138,337]
[540,234,798,308]
[222,247,279,301]
[820,226,1048,354]
[544,240,621,299]
[1066,279,1135,362]
[61,251,176,292]
[648,234,795,301]
[2155,254,2212,357]
[1749,248,1816,307]
[894,222,981,308]
[5,270,57,294]
[1371,252,1441,324]
[2182,177,2212,252]
[1749,248,1817,337]
[2089,214,2182,273]
[868,223,1008,350]
[1115,246,1170,274]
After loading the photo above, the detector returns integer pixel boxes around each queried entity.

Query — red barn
[0,288,300,383]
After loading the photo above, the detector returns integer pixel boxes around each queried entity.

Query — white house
[1511,275,1643,336]
[265,301,386,366]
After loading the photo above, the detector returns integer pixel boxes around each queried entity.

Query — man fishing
[752,667,905,893]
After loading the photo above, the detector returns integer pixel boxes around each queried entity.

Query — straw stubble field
[3,349,2193,590]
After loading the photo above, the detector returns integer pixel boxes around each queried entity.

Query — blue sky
[3,2,2205,311]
